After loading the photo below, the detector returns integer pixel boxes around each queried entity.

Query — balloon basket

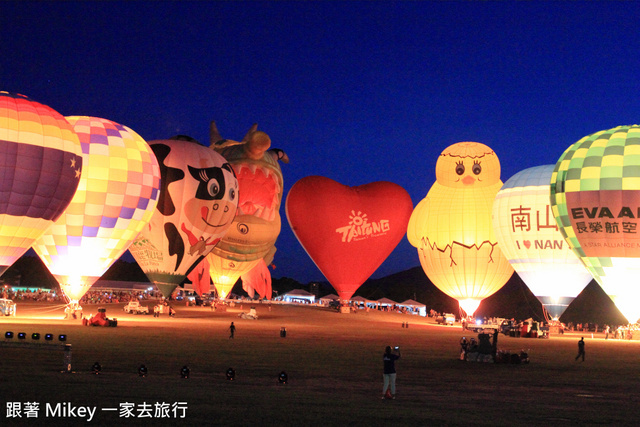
[340,306,351,314]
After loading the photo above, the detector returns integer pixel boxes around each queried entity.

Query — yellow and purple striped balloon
[0,92,82,275]
[32,116,160,302]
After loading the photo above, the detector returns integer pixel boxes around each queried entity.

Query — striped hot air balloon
[0,92,82,275]
[32,116,160,303]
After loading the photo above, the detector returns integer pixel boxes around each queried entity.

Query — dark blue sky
[3,1,640,283]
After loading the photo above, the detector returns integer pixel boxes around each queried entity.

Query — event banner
[565,190,640,257]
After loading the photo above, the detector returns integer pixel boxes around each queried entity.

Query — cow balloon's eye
[229,188,236,201]
[207,179,221,197]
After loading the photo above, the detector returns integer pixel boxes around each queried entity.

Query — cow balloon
[129,135,238,298]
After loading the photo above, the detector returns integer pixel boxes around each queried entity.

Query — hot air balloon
[550,125,640,323]
[241,258,272,300]
[0,92,82,275]
[128,135,238,298]
[407,142,513,316]
[207,252,261,299]
[32,116,160,305]
[209,122,288,263]
[286,176,413,302]
[492,165,593,320]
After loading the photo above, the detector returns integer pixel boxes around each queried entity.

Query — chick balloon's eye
[472,162,482,175]
[229,188,236,201]
[455,162,465,176]
[207,179,221,197]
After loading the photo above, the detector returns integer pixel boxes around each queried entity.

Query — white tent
[376,297,397,307]
[319,293,339,305]
[399,299,427,317]
[276,289,316,304]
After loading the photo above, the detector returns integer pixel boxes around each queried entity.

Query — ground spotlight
[278,371,288,384]
[45,333,53,341]
[31,333,40,340]
[58,334,67,342]
[5,331,13,339]
[226,367,235,381]
[92,362,102,374]
[181,365,190,379]
[17,332,26,340]
[138,364,148,377]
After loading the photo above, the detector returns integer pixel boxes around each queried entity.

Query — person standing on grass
[575,337,585,361]
[229,321,236,339]
[382,345,400,399]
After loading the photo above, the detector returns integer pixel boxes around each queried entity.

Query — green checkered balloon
[550,125,640,323]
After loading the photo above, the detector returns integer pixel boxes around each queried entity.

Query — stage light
[92,362,102,374]
[58,334,67,342]
[181,365,190,379]
[45,333,53,341]
[226,367,235,381]
[278,371,288,384]
[31,333,40,340]
[18,332,26,340]
[138,364,148,377]
[5,331,13,339]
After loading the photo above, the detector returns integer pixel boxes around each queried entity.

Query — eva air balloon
[407,142,513,316]
[493,165,593,320]
[32,116,160,304]
[128,135,238,298]
[0,92,82,275]
[551,125,640,323]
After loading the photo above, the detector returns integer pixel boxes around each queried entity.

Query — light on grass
[138,364,148,377]
[278,371,288,384]
[226,367,235,381]
[92,362,102,374]
[181,365,190,379]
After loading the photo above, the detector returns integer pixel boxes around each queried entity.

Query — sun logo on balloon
[348,210,367,226]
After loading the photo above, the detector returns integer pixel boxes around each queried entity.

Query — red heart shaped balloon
[285,176,413,300]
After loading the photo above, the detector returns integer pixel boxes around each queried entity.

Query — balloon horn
[210,120,243,149]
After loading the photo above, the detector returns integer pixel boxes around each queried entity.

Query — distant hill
[4,256,627,325]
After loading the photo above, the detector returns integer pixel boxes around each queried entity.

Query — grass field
[1,300,638,426]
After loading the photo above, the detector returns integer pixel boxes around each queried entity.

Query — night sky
[3,1,640,284]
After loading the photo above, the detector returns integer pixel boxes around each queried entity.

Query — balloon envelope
[241,258,272,300]
[550,125,640,323]
[492,165,593,319]
[407,142,513,316]
[0,92,82,275]
[286,176,413,301]
[129,138,238,298]
[32,116,160,302]
[207,252,261,299]
[211,126,287,263]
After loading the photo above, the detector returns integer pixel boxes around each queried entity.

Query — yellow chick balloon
[407,142,513,316]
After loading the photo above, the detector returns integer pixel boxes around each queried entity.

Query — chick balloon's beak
[462,175,475,185]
